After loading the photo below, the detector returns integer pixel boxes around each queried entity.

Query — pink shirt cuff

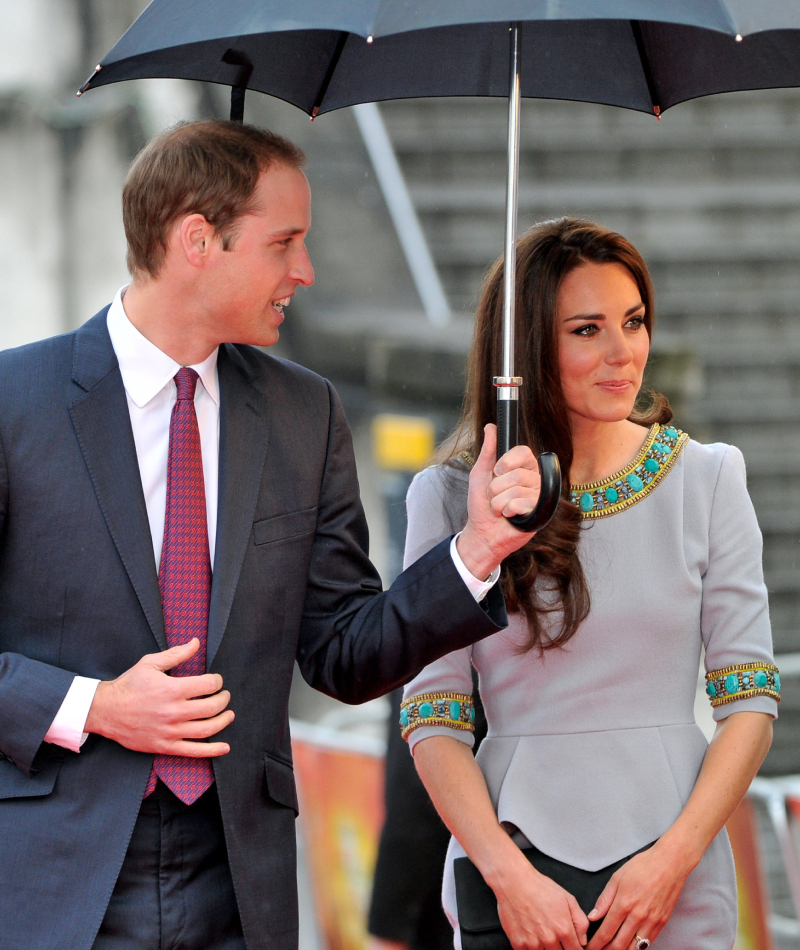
[450,533,500,602]
[44,676,100,753]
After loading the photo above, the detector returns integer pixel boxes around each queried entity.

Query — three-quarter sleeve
[401,465,477,752]
[700,445,779,720]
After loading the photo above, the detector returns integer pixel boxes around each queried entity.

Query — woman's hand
[584,842,693,950]
[488,849,589,950]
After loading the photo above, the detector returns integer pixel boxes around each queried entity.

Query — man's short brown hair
[122,119,306,279]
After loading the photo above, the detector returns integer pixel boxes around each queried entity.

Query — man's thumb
[474,423,497,477]
[150,638,200,671]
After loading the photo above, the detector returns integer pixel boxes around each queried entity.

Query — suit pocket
[0,747,64,799]
[264,751,299,814]
[253,507,318,546]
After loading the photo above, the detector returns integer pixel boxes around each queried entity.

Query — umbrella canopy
[79,1,800,532]
[81,2,800,119]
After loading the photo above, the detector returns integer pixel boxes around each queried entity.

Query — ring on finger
[634,935,650,950]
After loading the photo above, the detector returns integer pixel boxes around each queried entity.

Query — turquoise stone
[725,673,740,694]
[706,681,717,698]
[449,701,461,721]
[580,493,594,512]
[419,701,434,719]
[644,458,659,473]
[653,441,672,455]
[605,487,619,504]
[400,708,409,727]
[775,673,781,691]
[743,675,751,687]
[469,707,475,723]
[754,670,768,689]
[664,428,678,440]
[626,473,644,492]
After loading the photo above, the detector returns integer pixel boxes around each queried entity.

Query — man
[0,121,540,950]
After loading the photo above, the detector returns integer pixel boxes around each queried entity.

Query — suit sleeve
[0,428,75,775]
[295,383,506,704]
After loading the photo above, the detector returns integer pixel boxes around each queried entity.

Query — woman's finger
[568,894,589,947]
[588,876,618,923]
[586,901,627,950]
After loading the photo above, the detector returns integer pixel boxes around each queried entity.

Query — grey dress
[401,425,780,950]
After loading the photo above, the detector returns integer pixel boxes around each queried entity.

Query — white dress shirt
[44,287,498,753]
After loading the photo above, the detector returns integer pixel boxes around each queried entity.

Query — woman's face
[556,261,650,426]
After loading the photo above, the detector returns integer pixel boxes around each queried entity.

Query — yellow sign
[372,414,435,472]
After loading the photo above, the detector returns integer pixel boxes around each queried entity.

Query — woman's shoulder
[409,456,471,504]
[681,437,746,485]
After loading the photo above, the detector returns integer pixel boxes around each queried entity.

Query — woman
[400,219,778,950]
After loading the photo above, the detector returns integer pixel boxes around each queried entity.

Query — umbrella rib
[630,20,661,118]
[311,31,350,119]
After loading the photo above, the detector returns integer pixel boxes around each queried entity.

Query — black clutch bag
[454,842,653,950]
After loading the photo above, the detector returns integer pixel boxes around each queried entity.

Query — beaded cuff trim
[400,692,475,742]
[570,423,689,520]
[705,663,781,707]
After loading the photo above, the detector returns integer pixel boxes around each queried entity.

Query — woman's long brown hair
[440,218,672,652]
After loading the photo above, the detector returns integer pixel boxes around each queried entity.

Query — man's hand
[456,423,541,581]
[85,638,234,757]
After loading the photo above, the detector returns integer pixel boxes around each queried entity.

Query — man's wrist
[84,680,111,738]
[456,524,500,582]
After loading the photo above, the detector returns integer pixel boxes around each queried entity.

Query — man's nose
[291,245,314,287]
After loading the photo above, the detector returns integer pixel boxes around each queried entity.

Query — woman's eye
[572,323,599,337]
[626,315,646,329]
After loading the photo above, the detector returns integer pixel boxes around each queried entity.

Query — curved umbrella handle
[506,452,561,533]
[497,394,561,533]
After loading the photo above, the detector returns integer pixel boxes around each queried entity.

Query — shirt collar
[106,286,220,409]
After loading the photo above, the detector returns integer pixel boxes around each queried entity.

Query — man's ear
[177,213,216,268]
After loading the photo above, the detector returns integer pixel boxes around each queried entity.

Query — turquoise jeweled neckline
[570,423,688,520]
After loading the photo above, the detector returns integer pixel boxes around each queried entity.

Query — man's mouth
[272,297,291,315]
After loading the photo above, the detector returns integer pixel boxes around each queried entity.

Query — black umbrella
[78,2,800,531]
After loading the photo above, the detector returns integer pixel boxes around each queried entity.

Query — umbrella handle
[497,396,562,533]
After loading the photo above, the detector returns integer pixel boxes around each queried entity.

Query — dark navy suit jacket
[0,310,506,950]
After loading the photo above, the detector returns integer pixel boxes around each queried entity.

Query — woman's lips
[597,380,633,393]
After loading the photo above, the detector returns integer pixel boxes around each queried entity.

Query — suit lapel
[207,345,272,667]
[69,312,166,650]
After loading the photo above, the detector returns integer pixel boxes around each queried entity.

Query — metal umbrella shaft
[495,23,522,459]
[497,24,562,532]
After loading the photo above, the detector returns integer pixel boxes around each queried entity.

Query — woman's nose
[605,330,634,365]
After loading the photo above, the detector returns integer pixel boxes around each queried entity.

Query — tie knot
[174,367,199,402]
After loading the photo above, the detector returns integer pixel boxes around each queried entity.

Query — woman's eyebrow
[562,302,644,323]
[563,312,605,323]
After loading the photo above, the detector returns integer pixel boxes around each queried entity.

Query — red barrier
[727,797,774,950]
[293,727,385,950]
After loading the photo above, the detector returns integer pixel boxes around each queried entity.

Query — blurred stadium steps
[377,91,800,777]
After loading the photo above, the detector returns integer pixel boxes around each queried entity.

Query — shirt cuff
[450,533,500,603]
[44,676,100,753]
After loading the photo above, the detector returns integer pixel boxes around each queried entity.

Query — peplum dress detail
[401,428,779,950]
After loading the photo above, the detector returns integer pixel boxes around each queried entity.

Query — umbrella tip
[367,35,374,44]
[76,64,101,97]
[654,105,661,121]
[735,33,743,42]
[311,106,319,121]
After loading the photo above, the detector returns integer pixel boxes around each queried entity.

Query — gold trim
[400,691,475,741]
[710,689,781,707]
[706,662,780,677]
[571,424,689,521]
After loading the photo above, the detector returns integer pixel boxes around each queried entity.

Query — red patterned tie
[144,368,215,805]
